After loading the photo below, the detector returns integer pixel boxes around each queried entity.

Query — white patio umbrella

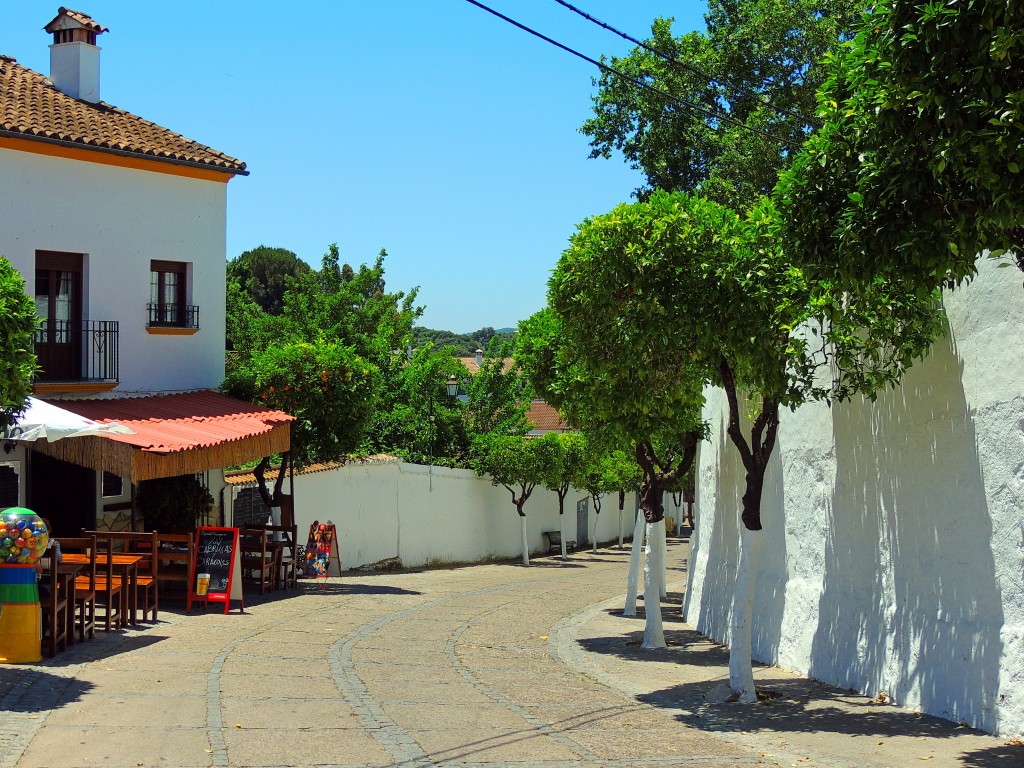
[4,397,133,443]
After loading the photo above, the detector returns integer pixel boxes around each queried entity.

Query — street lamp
[428,375,461,491]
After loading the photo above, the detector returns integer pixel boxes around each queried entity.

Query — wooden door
[34,251,83,381]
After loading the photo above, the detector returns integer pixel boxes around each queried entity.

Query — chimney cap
[44,8,109,35]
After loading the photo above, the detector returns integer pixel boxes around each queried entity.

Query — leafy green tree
[536,431,587,559]
[223,340,379,506]
[571,442,632,553]
[778,1,1024,291]
[0,257,37,431]
[227,246,311,315]
[553,189,942,698]
[365,344,468,466]
[519,299,704,648]
[412,326,515,357]
[581,1,855,209]
[225,243,423,499]
[471,433,550,566]
[283,245,421,373]
[464,337,530,440]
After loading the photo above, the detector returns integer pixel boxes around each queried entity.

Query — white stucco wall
[684,257,1024,736]
[0,146,229,392]
[229,461,626,570]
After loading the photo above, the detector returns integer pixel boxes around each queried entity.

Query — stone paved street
[0,541,1015,768]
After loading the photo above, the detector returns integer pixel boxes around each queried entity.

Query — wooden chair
[92,537,124,631]
[255,524,298,589]
[240,528,276,594]
[60,536,97,642]
[39,555,69,656]
[154,532,194,603]
[84,530,158,623]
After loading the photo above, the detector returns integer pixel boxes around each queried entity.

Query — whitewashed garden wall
[684,258,1024,736]
[229,460,628,571]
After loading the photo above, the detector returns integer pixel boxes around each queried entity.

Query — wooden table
[62,553,143,627]
[55,561,84,645]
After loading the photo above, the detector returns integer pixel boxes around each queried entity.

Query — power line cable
[552,0,819,129]
[463,0,800,147]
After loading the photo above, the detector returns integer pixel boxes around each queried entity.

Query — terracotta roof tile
[0,55,247,174]
[48,390,292,454]
[44,8,109,34]
[224,455,399,486]
[527,400,572,432]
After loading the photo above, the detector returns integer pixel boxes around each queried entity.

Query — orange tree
[779,1,1024,290]
[0,257,37,431]
[223,340,378,506]
[542,189,941,699]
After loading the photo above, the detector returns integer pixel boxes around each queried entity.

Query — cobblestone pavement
[0,541,1016,768]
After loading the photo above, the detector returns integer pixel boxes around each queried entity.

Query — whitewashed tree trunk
[560,515,567,560]
[658,517,668,600]
[520,516,530,567]
[592,508,598,553]
[729,525,763,702]
[623,509,645,616]
[617,504,624,549]
[641,519,667,648]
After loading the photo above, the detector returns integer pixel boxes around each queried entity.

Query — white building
[685,257,1024,736]
[0,9,290,534]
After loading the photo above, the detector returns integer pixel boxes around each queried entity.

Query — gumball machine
[0,508,49,663]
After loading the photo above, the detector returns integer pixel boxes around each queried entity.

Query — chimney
[44,8,108,103]
[475,349,484,368]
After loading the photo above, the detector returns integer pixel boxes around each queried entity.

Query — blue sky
[6,2,707,331]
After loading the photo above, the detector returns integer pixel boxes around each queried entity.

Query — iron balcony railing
[34,320,119,383]
[146,302,200,329]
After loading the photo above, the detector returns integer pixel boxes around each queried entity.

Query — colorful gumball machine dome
[0,508,49,565]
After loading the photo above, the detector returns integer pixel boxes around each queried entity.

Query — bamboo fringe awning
[29,391,294,483]
[29,422,291,483]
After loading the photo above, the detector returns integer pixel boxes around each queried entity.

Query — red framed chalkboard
[187,526,243,614]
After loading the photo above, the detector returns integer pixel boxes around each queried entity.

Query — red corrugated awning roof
[31,390,294,482]
[52,390,293,452]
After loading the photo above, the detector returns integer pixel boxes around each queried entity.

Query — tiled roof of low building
[0,55,247,174]
[527,400,572,432]
[224,455,399,486]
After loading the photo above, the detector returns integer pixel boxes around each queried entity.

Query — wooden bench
[543,531,576,556]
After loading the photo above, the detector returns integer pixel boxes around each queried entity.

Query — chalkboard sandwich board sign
[188,526,243,614]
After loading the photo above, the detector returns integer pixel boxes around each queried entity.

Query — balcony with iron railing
[33,320,119,393]
[146,302,200,334]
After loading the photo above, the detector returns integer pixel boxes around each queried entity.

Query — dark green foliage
[471,432,548,517]
[778,1,1024,290]
[412,326,515,357]
[363,343,469,466]
[0,256,38,431]
[464,337,530,440]
[227,246,311,316]
[223,341,379,467]
[581,1,856,210]
[137,474,213,533]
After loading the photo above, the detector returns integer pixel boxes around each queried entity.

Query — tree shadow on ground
[0,667,93,712]
[295,582,423,596]
[957,743,1024,767]
[579,627,734,668]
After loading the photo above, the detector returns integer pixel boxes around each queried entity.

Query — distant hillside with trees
[412,326,515,357]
